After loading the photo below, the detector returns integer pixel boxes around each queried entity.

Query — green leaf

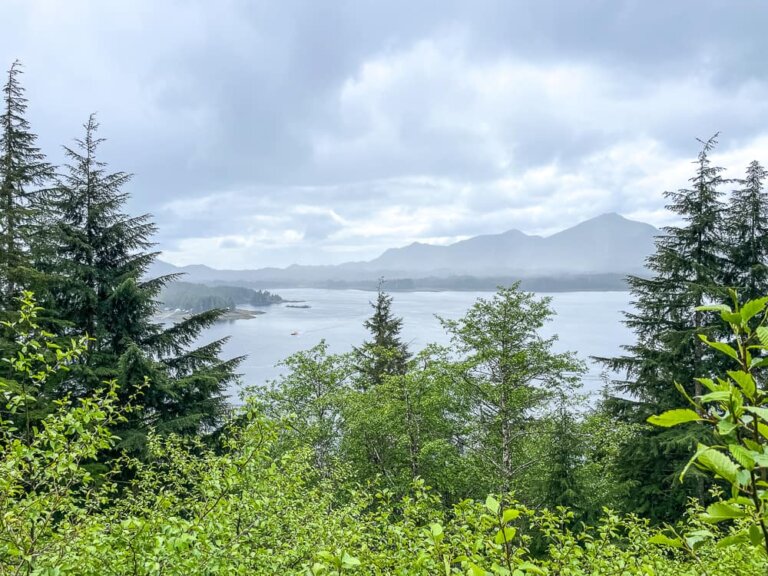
[341,552,360,567]
[680,444,738,484]
[728,370,756,399]
[494,526,516,545]
[685,529,713,550]
[699,335,739,361]
[723,311,745,325]
[517,562,546,574]
[696,304,732,313]
[717,418,739,437]
[702,501,747,523]
[728,444,756,471]
[647,409,702,427]
[757,326,768,347]
[741,297,768,322]
[485,495,500,515]
[648,533,683,548]
[502,508,520,523]
[675,380,696,407]
[716,532,749,548]
[695,377,721,392]
[697,448,740,485]
[745,406,768,423]
[699,390,731,403]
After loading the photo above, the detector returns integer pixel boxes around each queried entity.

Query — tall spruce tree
[353,281,410,389]
[599,135,727,522]
[723,160,768,302]
[0,60,53,312]
[47,115,241,453]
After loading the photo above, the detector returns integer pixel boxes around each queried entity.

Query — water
[196,289,634,399]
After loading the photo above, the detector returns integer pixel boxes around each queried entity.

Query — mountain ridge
[148,212,658,289]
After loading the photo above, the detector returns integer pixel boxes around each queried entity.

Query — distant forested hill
[159,282,283,312]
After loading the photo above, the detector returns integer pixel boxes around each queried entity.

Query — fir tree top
[354,279,410,389]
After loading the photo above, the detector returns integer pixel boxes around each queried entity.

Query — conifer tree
[0,60,53,311]
[723,160,768,301]
[599,135,727,521]
[540,393,585,515]
[353,281,410,389]
[47,115,241,453]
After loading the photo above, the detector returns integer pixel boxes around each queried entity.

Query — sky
[2,0,767,269]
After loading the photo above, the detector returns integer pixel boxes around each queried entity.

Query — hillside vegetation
[159,281,283,313]
[2,61,768,573]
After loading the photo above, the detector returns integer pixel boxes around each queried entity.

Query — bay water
[195,289,634,399]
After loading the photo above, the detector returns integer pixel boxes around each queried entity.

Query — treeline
[320,273,629,292]
[599,136,768,522]
[159,281,283,313]
[0,61,240,455]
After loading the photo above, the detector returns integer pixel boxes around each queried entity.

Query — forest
[158,281,283,313]
[2,60,768,574]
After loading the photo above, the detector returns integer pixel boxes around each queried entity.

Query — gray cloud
[2,0,768,267]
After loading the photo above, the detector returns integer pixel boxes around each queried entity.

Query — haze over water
[199,289,634,398]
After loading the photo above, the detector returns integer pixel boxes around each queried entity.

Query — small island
[155,281,282,322]
[285,304,311,309]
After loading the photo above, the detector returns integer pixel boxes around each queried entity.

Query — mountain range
[148,212,659,291]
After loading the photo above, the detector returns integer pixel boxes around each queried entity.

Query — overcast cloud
[2,0,767,268]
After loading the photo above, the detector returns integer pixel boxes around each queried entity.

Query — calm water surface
[197,289,634,399]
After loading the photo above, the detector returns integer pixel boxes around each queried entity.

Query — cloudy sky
[2,1,767,268]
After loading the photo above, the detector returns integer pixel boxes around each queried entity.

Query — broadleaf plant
[649,292,768,556]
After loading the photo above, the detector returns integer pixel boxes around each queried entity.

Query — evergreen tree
[540,392,585,515]
[353,281,410,389]
[724,160,768,301]
[0,60,53,311]
[47,115,241,454]
[599,135,727,521]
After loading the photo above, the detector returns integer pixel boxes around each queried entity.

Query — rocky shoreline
[154,308,265,323]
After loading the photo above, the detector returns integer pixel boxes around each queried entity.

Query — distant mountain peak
[150,213,658,284]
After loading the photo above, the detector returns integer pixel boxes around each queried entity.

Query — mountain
[147,213,659,290]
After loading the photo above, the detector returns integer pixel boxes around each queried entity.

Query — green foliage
[353,281,410,389]
[342,345,471,498]
[40,114,241,455]
[440,284,585,494]
[599,135,730,521]
[159,281,283,313]
[0,294,123,573]
[724,160,768,301]
[259,340,351,475]
[0,60,53,310]
[648,293,768,558]
[0,294,764,574]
